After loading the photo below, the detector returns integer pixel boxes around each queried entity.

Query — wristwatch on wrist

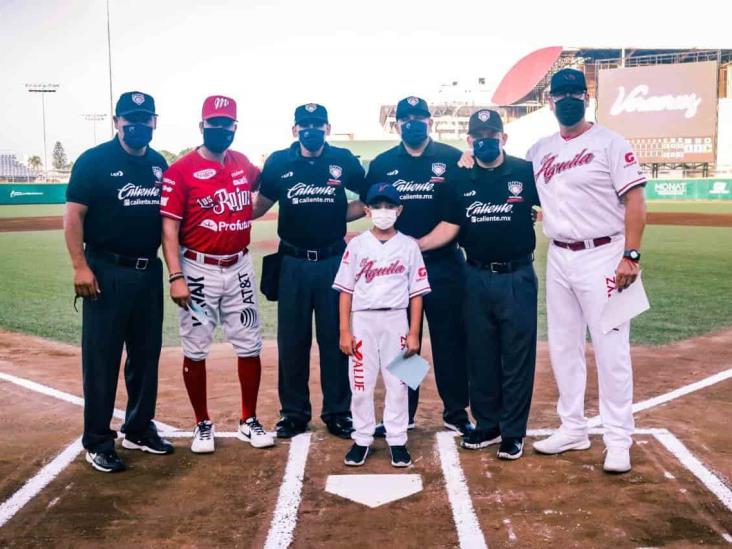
[623,249,641,262]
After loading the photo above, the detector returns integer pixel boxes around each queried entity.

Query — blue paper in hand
[385,352,430,391]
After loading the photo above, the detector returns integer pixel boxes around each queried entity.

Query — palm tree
[27,155,43,171]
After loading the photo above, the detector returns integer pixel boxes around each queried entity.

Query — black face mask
[203,127,234,153]
[122,124,153,150]
[554,97,586,127]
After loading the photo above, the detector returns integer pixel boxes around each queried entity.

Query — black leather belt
[466,255,532,274]
[86,246,157,270]
[279,240,345,261]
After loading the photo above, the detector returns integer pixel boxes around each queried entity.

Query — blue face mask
[400,120,429,148]
[122,124,153,150]
[203,127,235,153]
[298,128,326,153]
[473,137,501,164]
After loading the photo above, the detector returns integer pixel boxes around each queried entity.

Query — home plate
[325,474,423,508]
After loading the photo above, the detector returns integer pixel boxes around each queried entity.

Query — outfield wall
[1,179,731,205]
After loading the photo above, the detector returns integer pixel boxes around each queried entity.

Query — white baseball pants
[349,309,409,447]
[546,238,634,449]
[179,251,262,360]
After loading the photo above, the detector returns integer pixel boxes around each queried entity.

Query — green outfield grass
[0,204,65,217]
[646,201,732,214]
[0,218,729,347]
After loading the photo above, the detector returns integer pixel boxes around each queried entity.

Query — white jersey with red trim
[526,124,646,242]
[333,230,430,311]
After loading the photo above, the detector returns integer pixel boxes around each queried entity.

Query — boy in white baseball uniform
[527,69,646,473]
[333,182,430,467]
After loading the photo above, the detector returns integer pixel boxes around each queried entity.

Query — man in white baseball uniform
[527,69,646,473]
[333,183,430,468]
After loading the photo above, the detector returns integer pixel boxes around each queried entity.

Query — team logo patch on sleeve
[507,181,524,203]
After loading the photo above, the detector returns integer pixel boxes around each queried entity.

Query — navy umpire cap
[295,103,329,125]
[366,182,401,206]
[396,96,430,120]
[115,91,156,117]
[550,69,588,95]
[468,109,503,135]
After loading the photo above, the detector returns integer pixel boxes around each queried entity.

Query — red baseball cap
[202,95,237,121]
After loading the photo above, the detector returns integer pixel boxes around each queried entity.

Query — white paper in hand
[601,272,650,334]
[385,353,430,391]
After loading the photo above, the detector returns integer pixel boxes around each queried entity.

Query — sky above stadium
[0,0,729,163]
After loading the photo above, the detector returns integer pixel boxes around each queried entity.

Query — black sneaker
[497,438,524,460]
[85,450,126,473]
[389,445,412,467]
[461,428,502,450]
[325,416,355,439]
[444,419,475,436]
[276,417,307,439]
[122,430,174,455]
[344,443,370,466]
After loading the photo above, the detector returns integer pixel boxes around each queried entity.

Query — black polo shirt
[259,142,366,249]
[362,139,462,240]
[66,136,168,258]
[439,154,540,263]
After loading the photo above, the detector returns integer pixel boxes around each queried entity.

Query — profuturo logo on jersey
[355,259,406,283]
[536,149,595,184]
[286,182,336,205]
[199,219,219,231]
[466,201,513,223]
[610,85,702,119]
[117,182,160,207]
[193,168,217,180]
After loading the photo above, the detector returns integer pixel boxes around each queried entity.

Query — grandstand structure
[0,152,38,183]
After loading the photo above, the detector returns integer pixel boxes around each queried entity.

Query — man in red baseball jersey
[161,95,274,453]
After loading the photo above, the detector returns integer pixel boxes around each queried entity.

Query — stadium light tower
[25,82,60,179]
[82,113,107,145]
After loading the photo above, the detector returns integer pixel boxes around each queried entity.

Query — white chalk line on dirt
[263,433,311,549]
[436,431,489,549]
[587,367,732,428]
[0,436,83,528]
[0,370,178,431]
[653,431,732,514]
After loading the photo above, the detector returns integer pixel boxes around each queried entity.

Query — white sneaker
[191,420,215,454]
[533,431,591,455]
[603,447,631,473]
[237,417,275,448]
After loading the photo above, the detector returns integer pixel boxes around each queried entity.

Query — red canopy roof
[491,46,563,106]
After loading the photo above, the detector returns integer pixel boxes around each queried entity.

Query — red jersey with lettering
[161,149,260,255]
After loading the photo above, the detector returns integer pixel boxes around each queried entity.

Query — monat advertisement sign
[597,61,718,164]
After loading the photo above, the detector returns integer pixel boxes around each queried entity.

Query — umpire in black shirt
[420,109,539,460]
[363,96,472,435]
[64,91,173,473]
[252,103,366,439]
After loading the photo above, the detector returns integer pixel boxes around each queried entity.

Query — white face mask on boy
[370,208,398,230]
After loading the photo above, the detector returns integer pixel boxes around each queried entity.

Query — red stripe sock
[183,357,209,424]
[237,356,262,421]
